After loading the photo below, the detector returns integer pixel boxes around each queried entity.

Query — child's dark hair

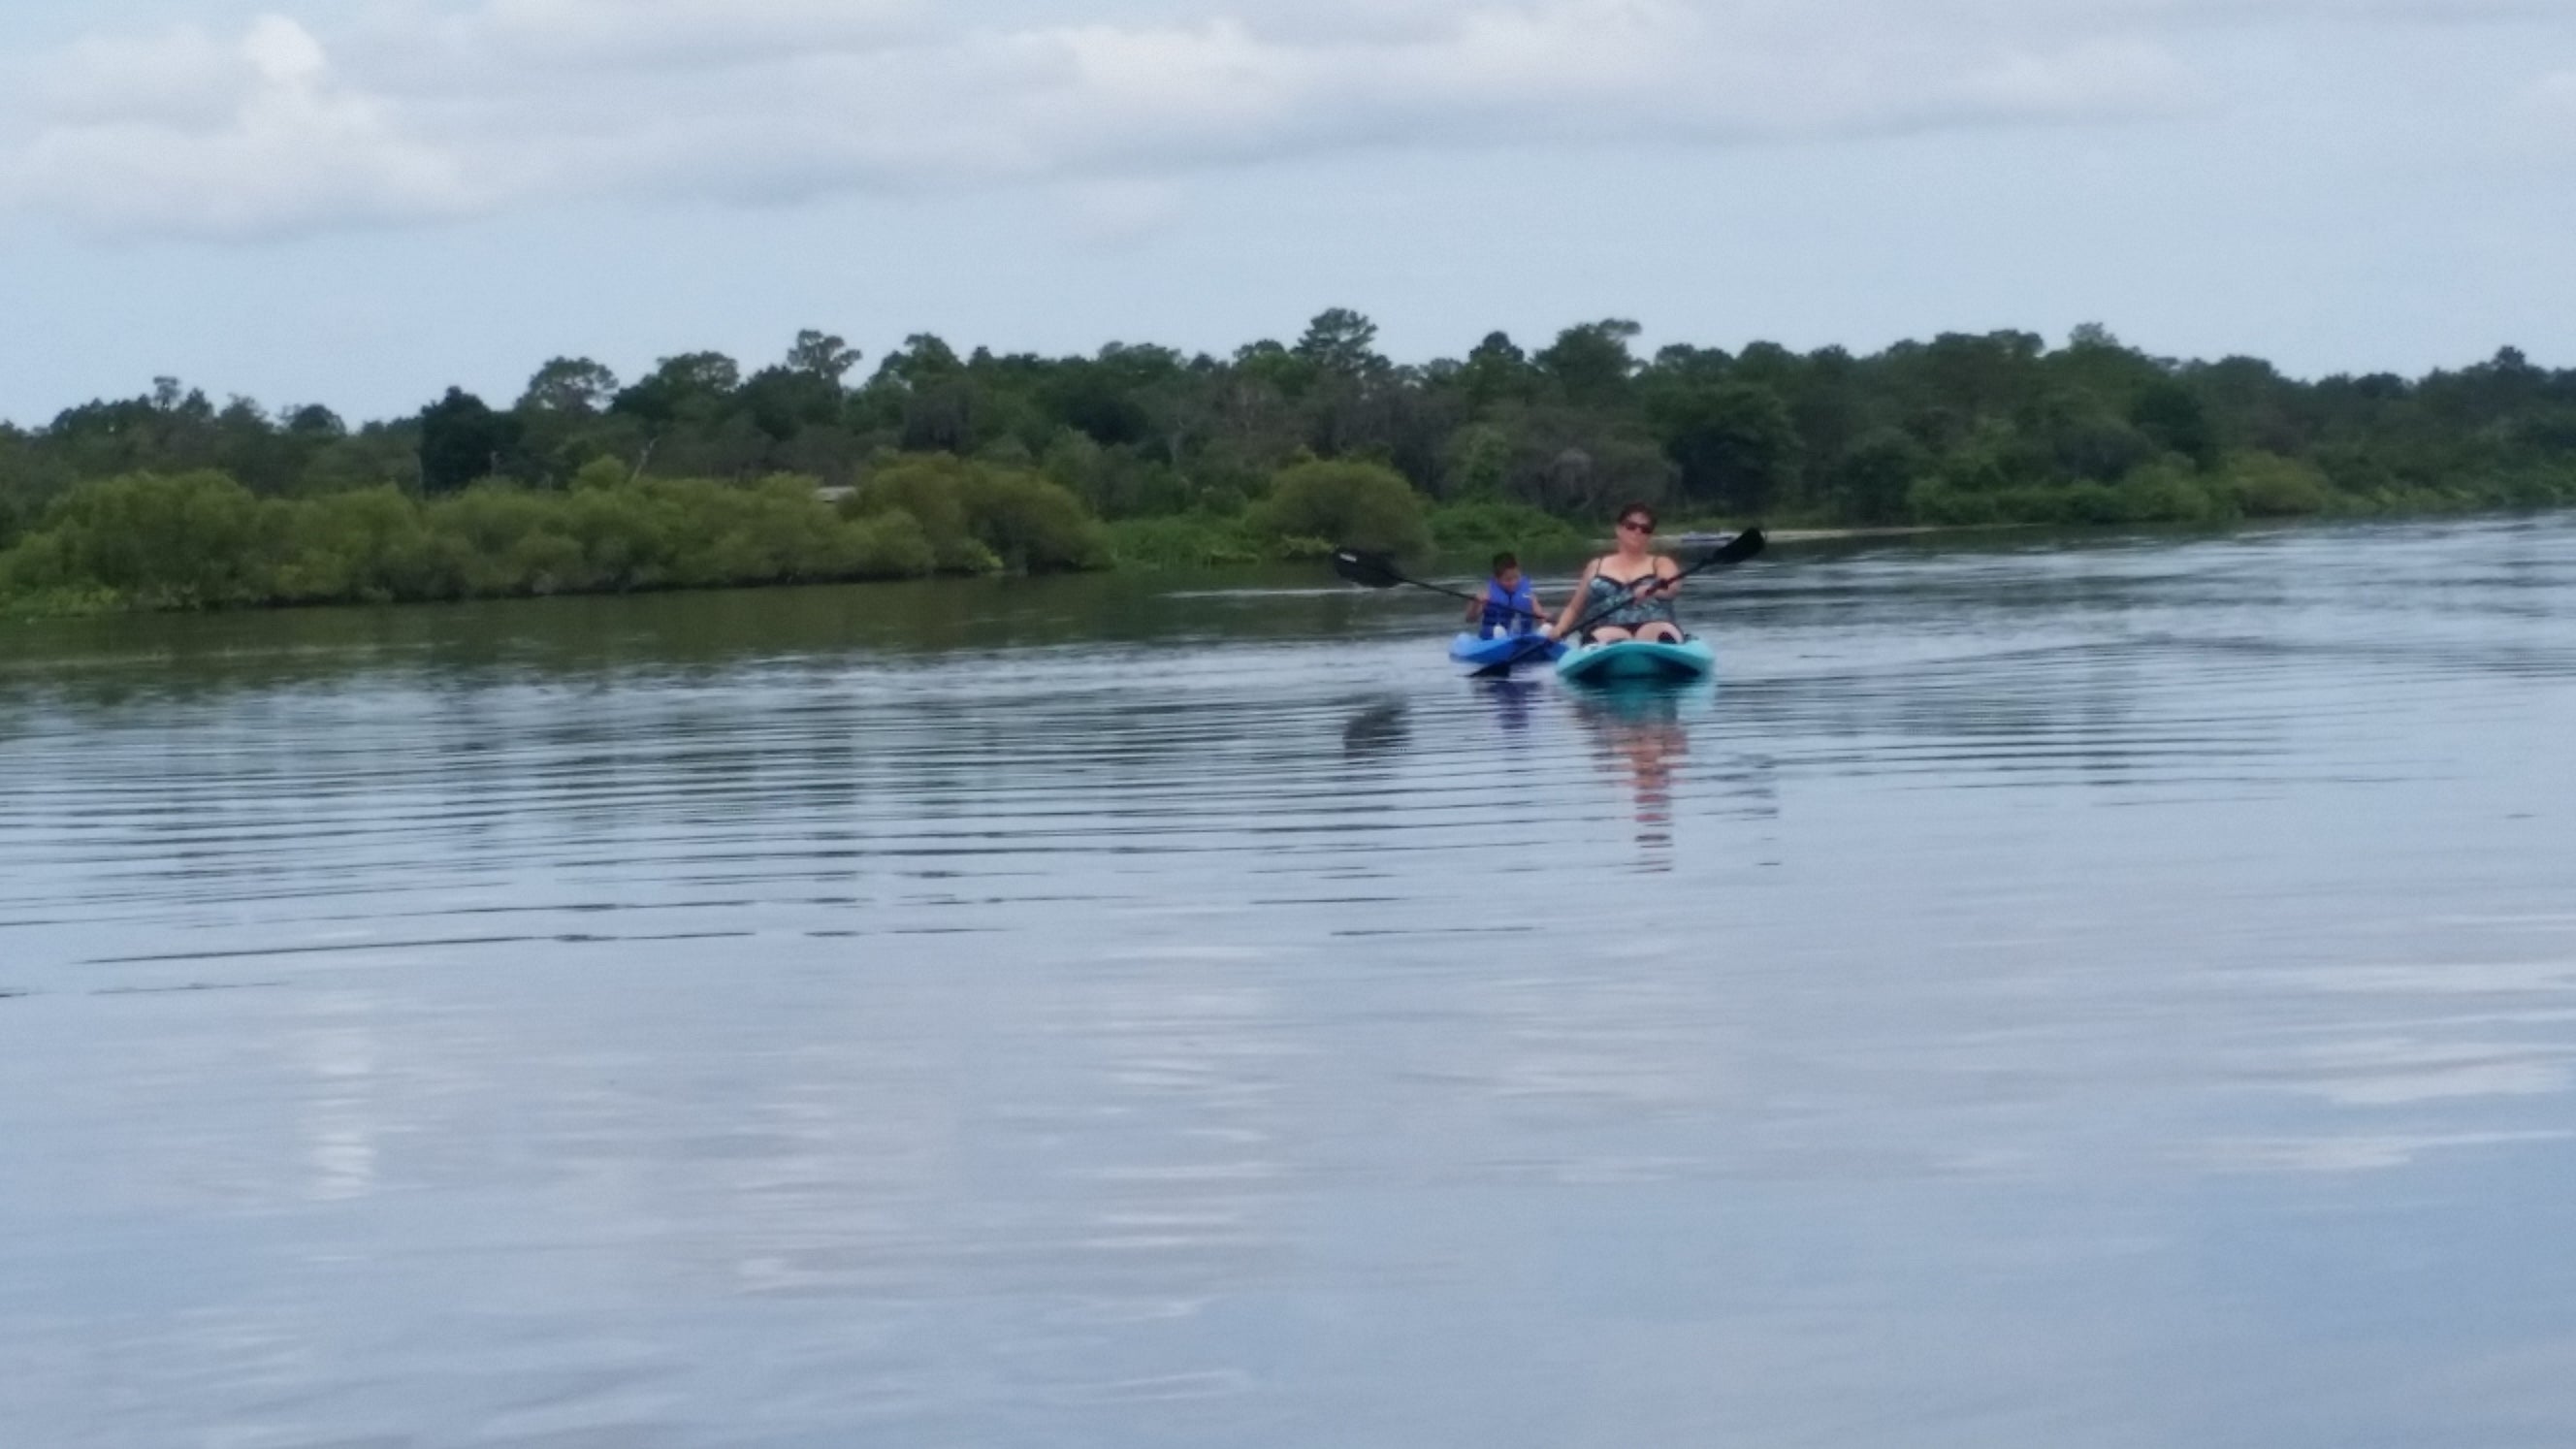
[1492,552,1519,574]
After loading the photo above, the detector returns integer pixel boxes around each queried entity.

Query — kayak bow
[1449,631,1567,671]
[1555,637,1717,686]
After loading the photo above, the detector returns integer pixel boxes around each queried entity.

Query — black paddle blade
[1331,549,1406,589]
[1701,528,1766,567]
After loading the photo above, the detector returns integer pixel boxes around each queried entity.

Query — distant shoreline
[11,316,2570,614]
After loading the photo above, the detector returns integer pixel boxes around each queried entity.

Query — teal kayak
[1555,637,1717,685]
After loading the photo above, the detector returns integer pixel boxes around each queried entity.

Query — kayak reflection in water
[1574,690,1690,865]
[1340,698,1409,759]
[1476,677,1536,734]
[1551,502,1684,645]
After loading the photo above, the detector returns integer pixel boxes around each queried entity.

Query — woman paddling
[1549,502,1685,645]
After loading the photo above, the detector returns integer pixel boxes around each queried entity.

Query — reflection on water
[1475,676,1540,736]
[1570,687,1700,869]
[1338,698,1410,758]
[5,518,2576,1447]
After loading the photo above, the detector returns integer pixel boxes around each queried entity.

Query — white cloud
[397,0,926,72]
[0,0,2543,240]
[1,15,482,238]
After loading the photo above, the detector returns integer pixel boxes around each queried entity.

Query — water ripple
[7,519,2576,1446]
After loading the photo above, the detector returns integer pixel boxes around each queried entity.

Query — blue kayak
[1555,637,1717,686]
[1448,631,1566,670]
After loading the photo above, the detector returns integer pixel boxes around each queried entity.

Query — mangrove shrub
[1250,459,1432,559]
[845,455,1109,573]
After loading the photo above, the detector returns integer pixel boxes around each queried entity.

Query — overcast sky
[2,0,2571,422]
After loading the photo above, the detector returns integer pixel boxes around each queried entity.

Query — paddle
[1330,549,1552,628]
[1470,527,1769,679]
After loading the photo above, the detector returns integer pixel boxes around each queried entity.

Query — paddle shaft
[1333,553,1551,627]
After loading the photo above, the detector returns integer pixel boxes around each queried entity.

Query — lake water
[5,517,2576,1448]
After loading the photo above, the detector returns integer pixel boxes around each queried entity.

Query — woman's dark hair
[1492,552,1519,573]
[1616,502,1658,530]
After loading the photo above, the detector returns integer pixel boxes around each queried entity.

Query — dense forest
[5,311,2574,611]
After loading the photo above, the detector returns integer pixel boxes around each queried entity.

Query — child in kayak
[1465,553,1551,638]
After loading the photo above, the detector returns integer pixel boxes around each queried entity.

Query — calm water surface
[5,518,2576,1447]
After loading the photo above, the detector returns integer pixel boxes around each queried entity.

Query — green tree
[738,365,845,442]
[786,330,861,387]
[283,403,347,438]
[875,334,964,389]
[1652,380,1800,513]
[612,353,741,427]
[1293,308,1385,377]
[418,388,523,494]
[1537,320,1642,406]
[1459,332,1538,409]
[2132,380,2218,467]
[519,358,621,415]
[1832,430,1931,525]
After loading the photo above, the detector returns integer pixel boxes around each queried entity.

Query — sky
[1,0,2572,423]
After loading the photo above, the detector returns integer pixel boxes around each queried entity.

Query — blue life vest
[1481,577,1537,634]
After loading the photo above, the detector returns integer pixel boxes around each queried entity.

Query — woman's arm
[1551,564,1597,636]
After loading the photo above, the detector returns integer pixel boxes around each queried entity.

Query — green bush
[1428,499,1585,557]
[1249,459,1432,559]
[1906,480,2003,527]
[568,457,632,493]
[0,471,274,608]
[840,509,942,579]
[846,456,994,572]
[961,468,1112,572]
[270,486,444,602]
[2114,463,2237,524]
[607,475,938,587]
[1106,514,1263,568]
[0,467,990,612]
[847,455,1107,573]
[2220,452,2335,517]
[431,484,576,595]
[2476,467,2576,509]
[561,480,687,589]
[1910,464,2236,528]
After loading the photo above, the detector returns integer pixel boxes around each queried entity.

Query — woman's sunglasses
[1619,518,1655,535]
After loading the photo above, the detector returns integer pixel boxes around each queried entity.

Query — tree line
[5,311,2573,610]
